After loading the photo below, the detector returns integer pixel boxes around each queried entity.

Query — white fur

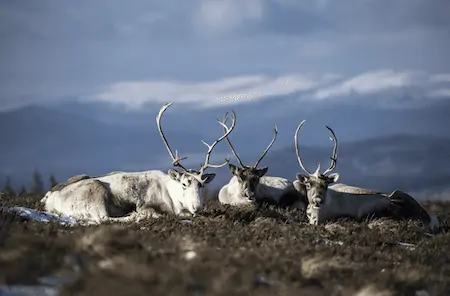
[219,176,305,209]
[304,182,440,230]
[293,119,439,229]
[217,121,305,208]
[42,101,236,224]
[42,170,207,223]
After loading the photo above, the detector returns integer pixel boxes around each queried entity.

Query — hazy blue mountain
[1,98,450,201]
[44,96,450,146]
[0,105,203,188]
[259,134,450,199]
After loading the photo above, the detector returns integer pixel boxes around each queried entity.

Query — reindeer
[218,116,306,209]
[41,102,236,223]
[293,120,440,229]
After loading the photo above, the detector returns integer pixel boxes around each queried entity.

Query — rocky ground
[1,193,450,296]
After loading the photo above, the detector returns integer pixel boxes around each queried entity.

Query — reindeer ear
[327,173,339,183]
[256,167,268,177]
[296,174,309,185]
[229,163,240,175]
[202,173,216,184]
[168,169,182,181]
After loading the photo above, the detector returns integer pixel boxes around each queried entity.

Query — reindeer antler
[222,114,278,169]
[198,110,236,176]
[156,102,189,172]
[254,124,278,168]
[294,120,313,175]
[294,120,338,176]
[221,111,246,168]
[322,125,338,175]
[157,102,236,183]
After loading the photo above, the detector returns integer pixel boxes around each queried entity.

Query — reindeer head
[294,120,339,209]
[157,102,235,214]
[223,114,278,202]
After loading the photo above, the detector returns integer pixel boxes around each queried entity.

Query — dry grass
[1,193,450,296]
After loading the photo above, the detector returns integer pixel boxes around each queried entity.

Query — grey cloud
[0,0,196,44]
[0,0,449,112]
[3,0,446,46]
[258,1,332,35]
[252,0,450,36]
[369,0,450,30]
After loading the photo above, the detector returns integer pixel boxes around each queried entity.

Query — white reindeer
[293,120,440,229]
[218,115,306,208]
[41,102,236,223]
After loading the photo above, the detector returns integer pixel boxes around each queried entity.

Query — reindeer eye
[306,184,311,189]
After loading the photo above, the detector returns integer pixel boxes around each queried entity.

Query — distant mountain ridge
[1,100,450,201]
[0,105,205,188]
[260,133,450,198]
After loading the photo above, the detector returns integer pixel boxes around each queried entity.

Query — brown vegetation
[1,193,450,296]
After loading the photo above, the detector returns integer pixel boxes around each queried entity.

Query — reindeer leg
[133,201,162,222]
[178,211,196,218]
[107,208,161,224]
[106,199,162,224]
[135,207,162,221]
[107,213,139,223]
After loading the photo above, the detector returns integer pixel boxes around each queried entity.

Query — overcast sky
[1,0,449,112]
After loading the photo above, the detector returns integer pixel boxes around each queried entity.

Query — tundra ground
[1,193,450,296]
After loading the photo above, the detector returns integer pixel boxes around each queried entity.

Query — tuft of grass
[0,194,449,296]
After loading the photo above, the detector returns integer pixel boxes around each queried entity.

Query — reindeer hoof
[178,212,194,218]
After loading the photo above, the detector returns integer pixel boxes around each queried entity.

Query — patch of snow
[0,275,74,296]
[38,275,74,286]
[2,206,98,227]
[396,242,416,250]
[0,284,59,296]
[4,206,79,227]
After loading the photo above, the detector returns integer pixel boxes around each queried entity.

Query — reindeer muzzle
[312,197,324,207]
[244,190,256,201]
